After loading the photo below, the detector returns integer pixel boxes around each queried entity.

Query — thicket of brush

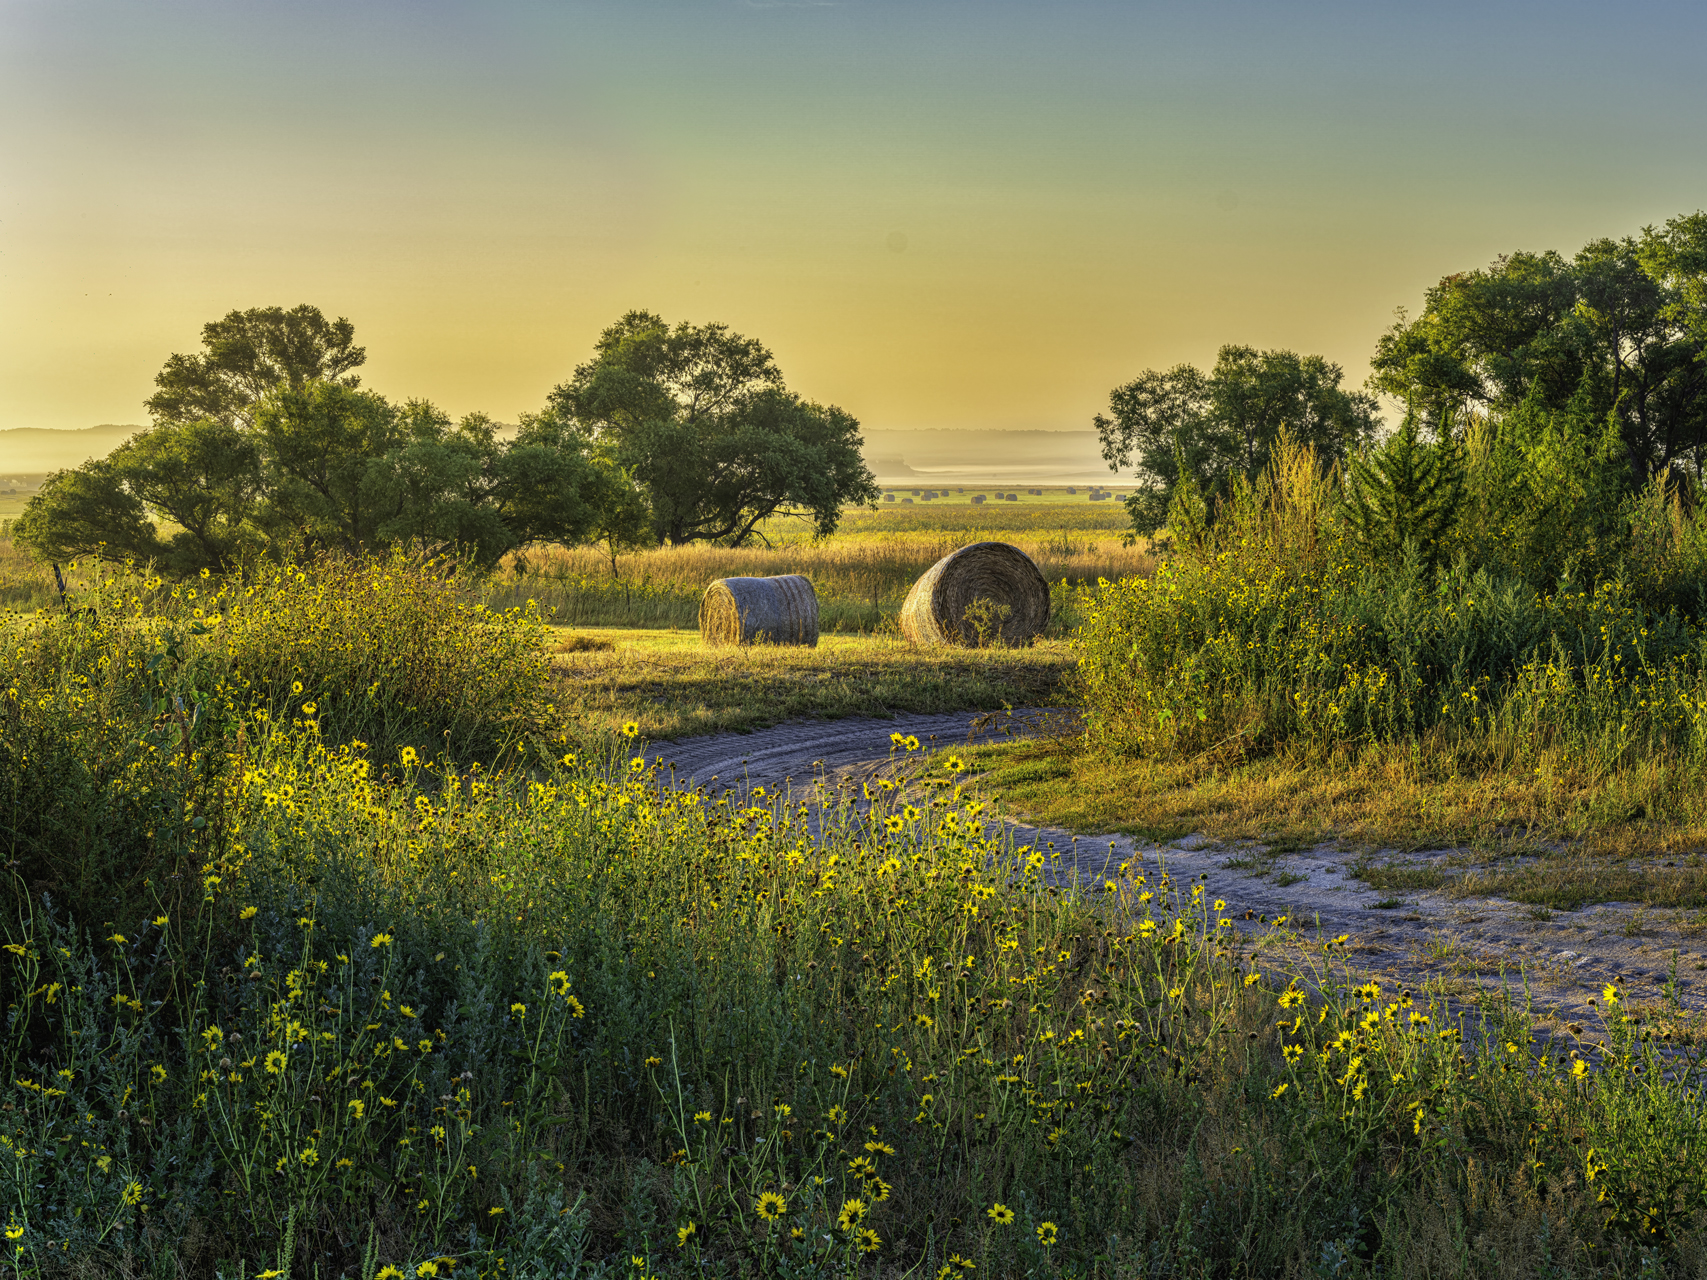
[1077,392,1707,791]
[7,552,1707,1277]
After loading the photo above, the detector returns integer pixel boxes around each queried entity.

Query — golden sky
[3,0,1705,438]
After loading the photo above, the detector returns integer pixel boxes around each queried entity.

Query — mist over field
[0,424,143,479]
[0,423,1122,490]
[863,428,1115,487]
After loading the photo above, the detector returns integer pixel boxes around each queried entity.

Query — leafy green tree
[580,451,656,574]
[1370,217,1707,481]
[22,390,599,576]
[11,459,158,567]
[253,381,403,552]
[146,304,366,428]
[13,419,261,574]
[258,390,598,566]
[545,311,879,545]
[1457,378,1631,590]
[1340,411,1464,571]
[1095,345,1379,539]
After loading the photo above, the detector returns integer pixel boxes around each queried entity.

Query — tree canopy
[1094,345,1381,538]
[146,304,367,429]
[16,307,610,574]
[544,311,879,545]
[1369,212,1707,481]
[16,305,882,576]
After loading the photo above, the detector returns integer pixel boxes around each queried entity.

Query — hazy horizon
[4,2,1705,437]
[0,422,1124,487]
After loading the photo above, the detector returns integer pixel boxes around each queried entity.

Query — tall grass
[8,553,1707,1276]
[0,532,57,612]
[1076,440,1707,792]
[494,532,1153,633]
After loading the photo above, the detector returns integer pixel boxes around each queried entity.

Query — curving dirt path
[648,710,1707,1030]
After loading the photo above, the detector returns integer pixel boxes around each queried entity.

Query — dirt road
[650,709,1707,1027]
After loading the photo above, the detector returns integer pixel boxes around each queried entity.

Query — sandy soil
[650,709,1707,1028]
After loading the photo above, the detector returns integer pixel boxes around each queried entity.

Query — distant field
[0,491,36,521]
[837,501,1131,535]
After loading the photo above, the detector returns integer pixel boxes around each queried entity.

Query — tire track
[643,711,1707,1029]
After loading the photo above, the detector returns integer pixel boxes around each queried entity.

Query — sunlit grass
[491,526,1153,632]
[545,627,1073,739]
[9,552,1707,1276]
[965,729,1707,865]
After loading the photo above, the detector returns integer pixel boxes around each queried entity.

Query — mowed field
[545,626,1074,739]
[521,497,1129,734]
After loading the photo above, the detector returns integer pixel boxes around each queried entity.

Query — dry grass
[492,526,1152,632]
[963,731,1707,866]
[510,527,1151,608]
[1459,855,1707,911]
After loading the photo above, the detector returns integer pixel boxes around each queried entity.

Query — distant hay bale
[699,575,819,647]
[899,541,1050,648]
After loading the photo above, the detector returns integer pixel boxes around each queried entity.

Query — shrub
[207,550,553,758]
[0,550,554,927]
[1076,437,1707,769]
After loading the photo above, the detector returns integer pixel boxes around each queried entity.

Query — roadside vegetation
[6,210,1707,1276]
[964,214,1707,914]
[12,552,1707,1279]
[983,426,1707,877]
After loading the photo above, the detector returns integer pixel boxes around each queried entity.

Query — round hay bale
[699,575,820,647]
[898,541,1050,647]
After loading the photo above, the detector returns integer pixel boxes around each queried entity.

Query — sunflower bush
[7,553,1707,1276]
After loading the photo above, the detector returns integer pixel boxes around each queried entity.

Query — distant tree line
[1096,211,1707,573]
[16,306,877,576]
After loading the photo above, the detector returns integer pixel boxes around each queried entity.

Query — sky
[2,0,1706,440]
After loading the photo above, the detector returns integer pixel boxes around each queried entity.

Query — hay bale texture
[899,541,1050,647]
[699,575,820,647]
